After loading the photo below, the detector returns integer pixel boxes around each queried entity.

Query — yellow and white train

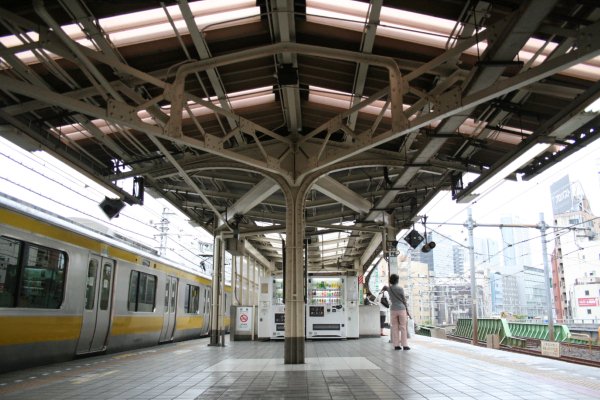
[0,193,230,373]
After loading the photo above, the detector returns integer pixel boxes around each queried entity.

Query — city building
[398,260,432,325]
[473,236,502,275]
[453,245,466,275]
[521,266,547,318]
[500,216,533,274]
[550,174,600,320]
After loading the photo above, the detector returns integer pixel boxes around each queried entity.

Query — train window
[20,244,67,308]
[205,287,211,314]
[128,271,139,310]
[127,270,157,312]
[99,262,112,310]
[184,284,200,314]
[170,279,177,312]
[85,259,98,309]
[0,237,67,309]
[164,280,170,309]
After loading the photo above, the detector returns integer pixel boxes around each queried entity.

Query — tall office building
[550,174,600,320]
[410,231,456,278]
[453,245,466,275]
[521,266,547,317]
[473,236,501,274]
[490,272,504,315]
[500,215,533,275]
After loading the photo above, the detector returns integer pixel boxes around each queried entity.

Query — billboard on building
[578,297,599,307]
[550,175,573,215]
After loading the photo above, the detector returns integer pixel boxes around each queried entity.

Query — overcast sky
[419,136,600,269]
[0,136,214,269]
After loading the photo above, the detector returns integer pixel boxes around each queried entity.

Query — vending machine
[306,274,348,338]
[257,276,285,339]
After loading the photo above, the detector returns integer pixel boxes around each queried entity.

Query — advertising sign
[550,175,572,215]
[578,298,599,307]
[236,306,252,332]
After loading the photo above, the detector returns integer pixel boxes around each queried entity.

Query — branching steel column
[283,184,307,364]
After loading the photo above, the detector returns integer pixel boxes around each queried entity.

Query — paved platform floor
[0,335,599,399]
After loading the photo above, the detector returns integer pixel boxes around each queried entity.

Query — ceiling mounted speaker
[277,64,298,85]
[99,197,126,219]
[404,229,424,249]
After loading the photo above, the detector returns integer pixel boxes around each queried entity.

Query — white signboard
[541,340,561,358]
[236,306,253,332]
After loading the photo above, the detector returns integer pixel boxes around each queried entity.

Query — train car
[0,193,230,373]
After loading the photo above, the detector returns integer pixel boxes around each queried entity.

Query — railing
[518,318,600,325]
[447,318,599,346]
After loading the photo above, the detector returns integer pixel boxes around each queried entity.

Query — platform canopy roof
[1,0,599,276]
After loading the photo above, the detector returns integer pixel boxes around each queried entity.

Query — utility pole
[152,207,176,256]
[424,213,584,343]
[539,213,555,341]
[466,208,478,345]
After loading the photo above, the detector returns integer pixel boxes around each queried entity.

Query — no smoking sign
[236,307,252,332]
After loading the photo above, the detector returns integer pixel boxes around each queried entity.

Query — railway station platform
[1,335,598,400]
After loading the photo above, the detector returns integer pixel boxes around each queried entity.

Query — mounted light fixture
[454,138,554,203]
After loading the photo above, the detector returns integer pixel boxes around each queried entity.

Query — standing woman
[388,274,410,350]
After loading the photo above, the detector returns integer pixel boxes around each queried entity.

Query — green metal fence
[450,318,583,347]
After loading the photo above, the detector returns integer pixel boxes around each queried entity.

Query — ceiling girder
[218,178,280,228]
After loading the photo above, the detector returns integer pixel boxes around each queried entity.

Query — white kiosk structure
[257,276,285,339]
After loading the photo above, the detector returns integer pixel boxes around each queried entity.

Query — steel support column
[283,184,307,363]
[209,235,226,346]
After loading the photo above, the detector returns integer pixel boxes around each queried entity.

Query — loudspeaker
[277,64,298,85]
[99,197,126,219]
[421,241,436,253]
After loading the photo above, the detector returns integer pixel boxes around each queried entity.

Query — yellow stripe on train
[176,315,204,330]
[0,316,82,345]
[110,315,164,335]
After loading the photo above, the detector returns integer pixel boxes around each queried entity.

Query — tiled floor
[1,335,599,399]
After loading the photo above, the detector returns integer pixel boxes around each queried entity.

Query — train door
[159,276,177,342]
[76,255,115,354]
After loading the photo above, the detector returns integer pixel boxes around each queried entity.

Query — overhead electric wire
[0,146,210,266]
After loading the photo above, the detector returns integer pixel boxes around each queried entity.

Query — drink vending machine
[257,276,285,339]
[306,273,359,339]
